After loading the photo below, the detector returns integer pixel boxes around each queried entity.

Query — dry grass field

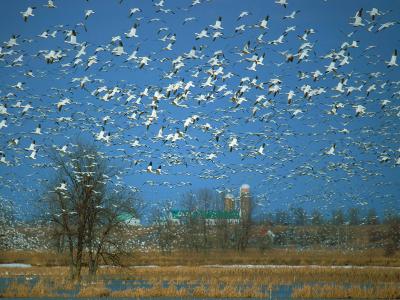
[1,248,399,267]
[1,265,400,298]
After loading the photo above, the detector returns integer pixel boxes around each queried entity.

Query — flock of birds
[0,0,399,217]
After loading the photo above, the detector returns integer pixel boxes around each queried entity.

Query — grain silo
[224,193,235,212]
[240,184,251,223]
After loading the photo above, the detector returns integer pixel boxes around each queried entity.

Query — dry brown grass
[120,248,400,267]
[1,265,399,287]
[1,247,399,268]
[110,281,189,297]
[0,250,69,266]
[77,281,111,297]
[110,279,266,298]
[1,279,56,298]
[99,265,400,286]
[292,283,400,299]
[1,266,400,298]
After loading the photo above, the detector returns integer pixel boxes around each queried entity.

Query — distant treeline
[151,189,400,256]
[258,207,394,226]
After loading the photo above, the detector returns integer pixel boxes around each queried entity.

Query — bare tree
[180,191,202,251]
[42,142,141,281]
[151,202,178,253]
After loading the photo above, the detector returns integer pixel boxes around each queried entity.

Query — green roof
[118,213,136,222]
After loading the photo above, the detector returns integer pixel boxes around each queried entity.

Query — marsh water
[0,276,376,300]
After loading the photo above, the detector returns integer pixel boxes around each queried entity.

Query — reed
[77,281,110,297]
[1,264,400,298]
[292,283,400,299]
[0,279,55,298]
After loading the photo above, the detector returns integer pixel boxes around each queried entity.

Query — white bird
[275,0,288,8]
[33,124,42,135]
[96,127,106,141]
[45,0,56,8]
[57,145,69,154]
[0,118,7,130]
[237,11,250,21]
[228,137,238,152]
[283,10,300,19]
[57,98,71,112]
[210,16,223,30]
[29,149,38,160]
[55,181,67,191]
[385,49,398,67]
[286,90,295,104]
[258,16,270,29]
[125,24,138,38]
[291,109,303,118]
[21,7,35,22]
[112,41,126,56]
[138,56,151,69]
[366,8,381,20]
[381,99,391,109]
[350,8,364,27]
[195,28,209,40]
[257,143,265,155]
[379,154,390,163]
[325,144,336,155]
[25,141,36,152]
[156,165,162,175]
[85,9,95,20]
[377,22,397,32]
[147,162,154,173]
[129,8,142,17]
[65,30,78,45]
[354,105,366,117]
[0,152,9,165]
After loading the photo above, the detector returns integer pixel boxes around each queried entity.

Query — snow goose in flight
[210,17,223,30]
[33,124,42,135]
[85,9,95,20]
[228,136,238,152]
[138,56,151,68]
[129,8,142,17]
[366,8,381,20]
[65,30,78,45]
[350,8,364,27]
[325,144,336,155]
[125,24,139,38]
[257,143,265,155]
[257,16,270,30]
[45,0,56,8]
[55,181,67,192]
[195,28,209,40]
[0,118,7,130]
[156,165,162,175]
[147,162,154,173]
[29,148,38,160]
[283,10,300,19]
[381,99,391,109]
[237,11,250,21]
[286,90,295,104]
[386,49,398,67]
[0,152,9,165]
[377,21,398,32]
[354,105,366,117]
[21,7,36,22]
[57,98,71,112]
[275,0,288,8]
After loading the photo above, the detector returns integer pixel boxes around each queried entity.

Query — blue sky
[0,0,399,222]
